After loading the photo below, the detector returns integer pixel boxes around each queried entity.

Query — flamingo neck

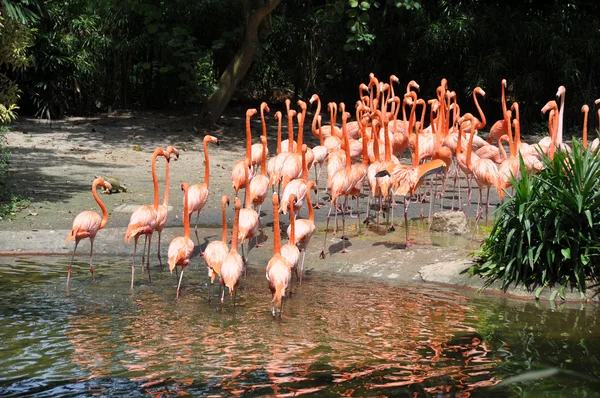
[383,118,391,162]
[288,202,296,245]
[498,137,508,160]
[373,126,380,162]
[296,114,304,153]
[342,117,351,168]
[244,162,251,208]
[162,159,170,208]
[306,189,314,222]
[221,202,228,242]
[474,91,486,129]
[231,206,240,253]
[287,112,295,151]
[361,127,369,166]
[182,184,190,238]
[312,97,321,137]
[204,139,211,186]
[92,180,109,229]
[507,120,516,158]
[245,114,252,160]
[276,117,282,154]
[260,108,267,138]
[273,201,281,255]
[151,150,160,210]
[301,150,308,181]
[466,124,476,169]
[501,82,507,118]
[260,140,267,176]
[557,91,565,144]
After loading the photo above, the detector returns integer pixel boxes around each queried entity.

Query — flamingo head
[246,108,258,118]
[165,145,179,161]
[501,79,507,88]
[307,180,317,193]
[556,85,566,98]
[274,111,282,121]
[297,100,307,112]
[260,135,267,146]
[541,100,558,115]
[260,102,270,114]
[474,87,485,97]
[582,104,589,113]
[309,94,319,105]
[221,195,230,207]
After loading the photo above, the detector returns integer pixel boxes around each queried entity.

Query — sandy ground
[2,108,589,302]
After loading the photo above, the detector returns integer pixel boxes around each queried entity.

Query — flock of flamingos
[64,73,600,316]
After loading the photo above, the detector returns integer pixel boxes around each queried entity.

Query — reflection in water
[0,257,599,396]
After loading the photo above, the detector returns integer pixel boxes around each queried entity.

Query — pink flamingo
[310,115,328,208]
[204,195,230,298]
[266,193,293,317]
[309,94,341,139]
[288,180,316,283]
[249,135,270,214]
[155,145,179,266]
[66,177,112,286]
[238,159,259,270]
[281,99,298,153]
[280,144,309,216]
[188,135,218,254]
[232,109,257,199]
[251,102,270,169]
[320,106,354,258]
[124,147,169,289]
[488,79,509,144]
[168,182,195,298]
[266,110,283,178]
[220,197,243,305]
[281,193,300,281]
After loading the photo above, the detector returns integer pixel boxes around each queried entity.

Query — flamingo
[238,159,260,270]
[204,195,230,298]
[168,182,195,298]
[463,114,501,223]
[288,180,316,283]
[280,193,300,281]
[310,114,328,208]
[124,147,169,289]
[488,79,509,144]
[66,177,112,286]
[249,135,270,214]
[309,94,341,139]
[251,102,270,169]
[266,193,293,317]
[280,110,306,186]
[497,120,521,197]
[296,100,315,169]
[281,99,298,153]
[280,144,309,216]
[320,106,354,258]
[232,109,257,198]
[220,197,243,305]
[539,100,559,158]
[582,104,590,149]
[269,109,297,191]
[188,135,218,254]
[554,85,572,154]
[155,145,179,266]
[266,110,283,178]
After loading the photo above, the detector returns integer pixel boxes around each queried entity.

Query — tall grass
[470,140,600,297]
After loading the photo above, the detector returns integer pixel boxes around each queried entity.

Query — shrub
[470,140,600,297]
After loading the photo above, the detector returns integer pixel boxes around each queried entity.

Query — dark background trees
[2,0,600,132]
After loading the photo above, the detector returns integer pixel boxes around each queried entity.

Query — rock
[430,210,469,235]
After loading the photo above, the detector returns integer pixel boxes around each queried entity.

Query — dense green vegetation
[470,141,600,297]
[1,0,599,129]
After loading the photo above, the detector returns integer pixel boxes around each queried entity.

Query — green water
[1,256,599,397]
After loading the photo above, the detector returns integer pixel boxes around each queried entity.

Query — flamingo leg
[145,234,153,282]
[67,240,79,287]
[220,282,225,305]
[280,295,285,318]
[299,249,306,285]
[141,235,147,270]
[156,230,163,267]
[176,267,185,298]
[89,237,95,282]
[429,176,438,223]
[131,236,139,289]
[485,185,491,225]
[194,212,204,257]
[320,199,336,258]
[341,195,349,253]
[389,192,396,232]
[404,196,411,246]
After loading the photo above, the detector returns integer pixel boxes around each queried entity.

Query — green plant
[0,126,29,218]
[470,140,600,297]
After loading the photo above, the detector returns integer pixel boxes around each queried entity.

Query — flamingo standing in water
[66,177,112,286]
[187,135,218,255]
[168,182,195,298]
[288,180,316,283]
[124,147,169,289]
[155,145,179,266]
[232,109,257,199]
[266,193,293,317]
[281,193,300,281]
[204,195,230,300]
[221,197,243,305]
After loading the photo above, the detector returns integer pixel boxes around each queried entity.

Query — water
[1,256,600,397]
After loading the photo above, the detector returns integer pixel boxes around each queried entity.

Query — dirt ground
[0,107,509,288]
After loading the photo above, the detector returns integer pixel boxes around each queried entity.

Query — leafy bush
[470,140,600,297]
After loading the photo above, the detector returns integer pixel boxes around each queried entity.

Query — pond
[1,256,599,397]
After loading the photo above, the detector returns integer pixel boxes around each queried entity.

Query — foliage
[0,125,29,218]
[0,10,33,123]
[470,141,600,296]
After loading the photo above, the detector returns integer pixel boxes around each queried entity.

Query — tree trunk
[200,0,280,124]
